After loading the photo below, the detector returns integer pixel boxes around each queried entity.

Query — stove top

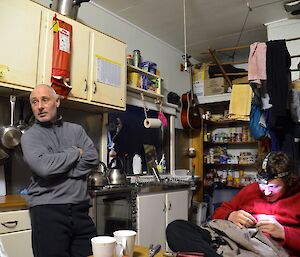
[90,184,134,196]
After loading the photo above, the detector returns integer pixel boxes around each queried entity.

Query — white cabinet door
[136,193,165,248]
[0,0,42,89]
[90,31,126,109]
[165,190,189,226]
[0,230,33,257]
[38,9,90,100]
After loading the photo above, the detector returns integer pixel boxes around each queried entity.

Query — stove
[90,184,137,236]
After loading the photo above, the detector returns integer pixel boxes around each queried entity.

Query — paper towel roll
[144,118,162,128]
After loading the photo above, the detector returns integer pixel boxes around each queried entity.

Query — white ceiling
[91,0,291,63]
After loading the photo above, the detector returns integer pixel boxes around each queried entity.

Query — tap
[151,167,161,183]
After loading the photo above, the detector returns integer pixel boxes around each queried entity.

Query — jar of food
[133,50,141,67]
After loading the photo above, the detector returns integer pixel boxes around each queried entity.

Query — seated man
[166,151,300,257]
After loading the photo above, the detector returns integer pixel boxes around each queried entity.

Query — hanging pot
[0,95,22,150]
[50,0,91,20]
[87,161,108,190]
[107,157,127,185]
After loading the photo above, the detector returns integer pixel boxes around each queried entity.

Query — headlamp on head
[258,153,289,182]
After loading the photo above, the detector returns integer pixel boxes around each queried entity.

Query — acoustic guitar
[181,65,202,130]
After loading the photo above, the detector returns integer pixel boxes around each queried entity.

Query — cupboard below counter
[136,189,189,250]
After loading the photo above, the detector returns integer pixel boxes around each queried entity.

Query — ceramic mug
[91,236,116,257]
[113,230,137,257]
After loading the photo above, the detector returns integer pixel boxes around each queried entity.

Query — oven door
[94,191,133,236]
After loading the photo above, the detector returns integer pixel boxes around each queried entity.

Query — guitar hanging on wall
[181,56,202,130]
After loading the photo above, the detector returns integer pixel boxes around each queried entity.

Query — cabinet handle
[84,79,88,92]
[1,221,18,228]
[163,203,166,212]
[168,202,172,211]
[93,81,97,94]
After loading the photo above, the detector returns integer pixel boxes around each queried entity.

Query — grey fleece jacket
[21,118,99,207]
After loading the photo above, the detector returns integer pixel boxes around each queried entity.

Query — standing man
[21,84,99,257]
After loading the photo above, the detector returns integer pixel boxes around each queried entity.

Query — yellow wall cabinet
[0,0,127,111]
[38,9,126,110]
[38,9,91,101]
[0,0,42,90]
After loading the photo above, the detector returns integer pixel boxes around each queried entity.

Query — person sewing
[21,84,99,257]
[166,151,300,257]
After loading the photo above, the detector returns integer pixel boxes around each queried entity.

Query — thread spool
[144,118,162,129]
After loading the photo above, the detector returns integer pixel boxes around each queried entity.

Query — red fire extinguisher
[51,14,72,98]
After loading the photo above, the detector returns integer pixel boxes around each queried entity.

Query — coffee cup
[113,230,137,257]
[91,236,116,257]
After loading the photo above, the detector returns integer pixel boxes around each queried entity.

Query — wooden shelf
[127,85,164,98]
[198,93,231,105]
[127,64,163,80]
[204,119,250,126]
[127,64,163,98]
[204,141,257,145]
[212,72,248,77]
[205,163,256,168]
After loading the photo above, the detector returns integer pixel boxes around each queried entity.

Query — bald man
[21,84,99,257]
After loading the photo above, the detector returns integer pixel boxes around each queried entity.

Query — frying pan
[0,95,22,149]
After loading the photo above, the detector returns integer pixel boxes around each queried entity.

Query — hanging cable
[183,0,188,71]
[231,0,284,61]
[231,1,251,61]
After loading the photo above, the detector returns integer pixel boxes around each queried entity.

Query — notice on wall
[96,54,121,88]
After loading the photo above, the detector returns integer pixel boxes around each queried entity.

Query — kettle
[107,157,127,185]
[88,161,108,190]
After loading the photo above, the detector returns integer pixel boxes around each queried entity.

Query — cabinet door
[136,194,165,248]
[89,31,126,109]
[1,230,33,257]
[38,10,90,100]
[0,0,42,89]
[166,190,189,225]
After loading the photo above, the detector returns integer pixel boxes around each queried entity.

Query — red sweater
[212,182,300,256]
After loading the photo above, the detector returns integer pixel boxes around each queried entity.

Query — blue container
[140,61,157,75]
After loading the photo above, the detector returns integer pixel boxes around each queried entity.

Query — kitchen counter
[0,194,28,211]
[136,182,194,194]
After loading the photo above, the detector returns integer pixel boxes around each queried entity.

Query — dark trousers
[166,220,221,257]
[30,202,97,257]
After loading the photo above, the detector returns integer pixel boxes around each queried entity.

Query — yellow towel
[229,84,253,121]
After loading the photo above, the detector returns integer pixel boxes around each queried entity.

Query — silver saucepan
[0,95,22,149]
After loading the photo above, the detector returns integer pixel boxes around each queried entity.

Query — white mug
[113,230,137,257]
[91,236,116,257]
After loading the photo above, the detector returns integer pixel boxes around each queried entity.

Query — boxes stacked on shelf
[208,127,254,143]
[204,168,258,188]
[204,77,227,96]
[204,148,257,165]
[127,50,161,94]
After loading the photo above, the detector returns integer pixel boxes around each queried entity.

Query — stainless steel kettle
[107,157,127,185]
[87,161,108,190]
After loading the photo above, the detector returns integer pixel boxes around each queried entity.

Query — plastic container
[132,154,142,175]
[192,201,207,226]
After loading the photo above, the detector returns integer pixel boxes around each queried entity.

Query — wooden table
[89,245,165,257]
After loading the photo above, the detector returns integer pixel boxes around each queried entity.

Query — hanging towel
[228,84,253,121]
[248,42,267,83]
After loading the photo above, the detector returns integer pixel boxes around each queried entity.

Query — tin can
[133,50,141,67]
